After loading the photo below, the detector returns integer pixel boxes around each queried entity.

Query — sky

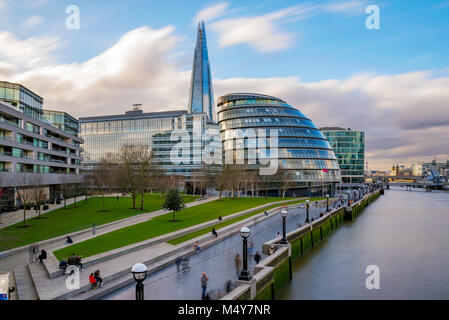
[0,0,448,170]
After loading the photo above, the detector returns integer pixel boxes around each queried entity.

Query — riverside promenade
[3,196,313,300]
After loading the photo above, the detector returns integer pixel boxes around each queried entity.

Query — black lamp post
[305,200,310,223]
[280,209,288,244]
[239,227,252,281]
[131,263,147,300]
[326,194,330,212]
[348,189,351,205]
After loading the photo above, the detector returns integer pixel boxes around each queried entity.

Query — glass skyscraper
[188,21,216,123]
[217,93,341,196]
[320,127,365,183]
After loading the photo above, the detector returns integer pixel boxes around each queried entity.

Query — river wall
[222,189,383,300]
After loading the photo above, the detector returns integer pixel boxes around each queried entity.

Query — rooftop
[79,109,188,123]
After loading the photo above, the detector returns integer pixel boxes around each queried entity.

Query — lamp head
[240,227,250,239]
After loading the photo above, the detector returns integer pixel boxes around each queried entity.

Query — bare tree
[15,173,35,227]
[71,174,84,208]
[134,146,155,211]
[30,174,46,218]
[92,155,115,212]
[117,144,141,209]
[277,170,297,199]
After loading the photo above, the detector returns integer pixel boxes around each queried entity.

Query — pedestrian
[68,253,76,266]
[65,235,73,245]
[234,254,242,275]
[36,249,47,263]
[254,251,261,265]
[248,238,254,256]
[116,195,119,201]
[176,257,182,272]
[212,227,218,238]
[194,241,200,253]
[225,280,233,293]
[201,272,209,300]
[264,210,268,217]
[268,246,275,255]
[218,216,222,221]
[276,232,281,239]
[75,255,83,271]
[94,270,103,287]
[89,273,97,289]
[59,259,67,273]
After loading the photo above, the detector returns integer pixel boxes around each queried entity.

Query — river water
[277,187,449,300]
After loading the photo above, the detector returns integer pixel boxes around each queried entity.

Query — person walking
[254,251,261,265]
[201,272,209,300]
[234,254,242,275]
[212,227,218,238]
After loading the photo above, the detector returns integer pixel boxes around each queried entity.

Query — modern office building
[320,127,365,184]
[41,110,80,137]
[0,100,83,208]
[79,108,220,181]
[188,21,216,123]
[217,93,341,197]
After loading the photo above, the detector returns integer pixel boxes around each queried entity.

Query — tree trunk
[219,188,223,200]
[173,210,176,221]
[64,197,67,208]
[102,194,105,211]
[74,194,77,208]
[23,205,26,226]
[132,196,136,209]
[140,192,144,211]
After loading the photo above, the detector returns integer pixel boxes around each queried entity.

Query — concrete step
[13,265,38,300]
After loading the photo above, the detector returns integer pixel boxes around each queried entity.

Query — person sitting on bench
[89,273,97,289]
[65,236,73,245]
[59,259,67,273]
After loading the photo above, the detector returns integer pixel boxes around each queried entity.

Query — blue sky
[2,0,449,81]
[0,0,449,169]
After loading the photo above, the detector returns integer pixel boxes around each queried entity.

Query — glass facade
[41,110,79,137]
[320,127,365,183]
[188,21,216,122]
[0,81,43,119]
[80,110,220,181]
[217,93,341,185]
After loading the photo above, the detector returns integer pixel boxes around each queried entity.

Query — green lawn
[0,194,197,252]
[53,197,300,261]
[168,197,325,245]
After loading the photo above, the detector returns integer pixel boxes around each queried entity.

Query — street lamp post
[239,227,252,281]
[326,194,330,212]
[131,263,148,300]
[280,209,288,244]
[305,200,310,223]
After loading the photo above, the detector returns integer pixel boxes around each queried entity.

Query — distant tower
[188,21,216,122]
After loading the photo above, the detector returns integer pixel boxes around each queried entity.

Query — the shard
[188,21,216,122]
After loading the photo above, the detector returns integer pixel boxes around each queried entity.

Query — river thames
[277,187,449,299]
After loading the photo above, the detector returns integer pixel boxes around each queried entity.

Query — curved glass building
[217,93,341,197]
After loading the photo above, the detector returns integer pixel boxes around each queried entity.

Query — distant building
[0,81,43,119]
[320,127,365,184]
[188,21,216,122]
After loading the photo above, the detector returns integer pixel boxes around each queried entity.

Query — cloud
[193,2,229,24]
[324,0,366,14]
[23,15,44,27]
[210,4,320,52]
[0,0,6,9]
[1,26,448,170]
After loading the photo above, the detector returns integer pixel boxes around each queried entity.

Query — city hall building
[217,93,341,197]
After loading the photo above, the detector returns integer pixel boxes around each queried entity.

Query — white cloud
[23,15,44,27]
[1,26,448,170]
[210,4,320,52]
[193,2,229,24]
[325,0,366,13]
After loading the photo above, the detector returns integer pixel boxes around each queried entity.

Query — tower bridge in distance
[366,175,449,191]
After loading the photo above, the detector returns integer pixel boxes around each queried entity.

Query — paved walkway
[0,195,218,273]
